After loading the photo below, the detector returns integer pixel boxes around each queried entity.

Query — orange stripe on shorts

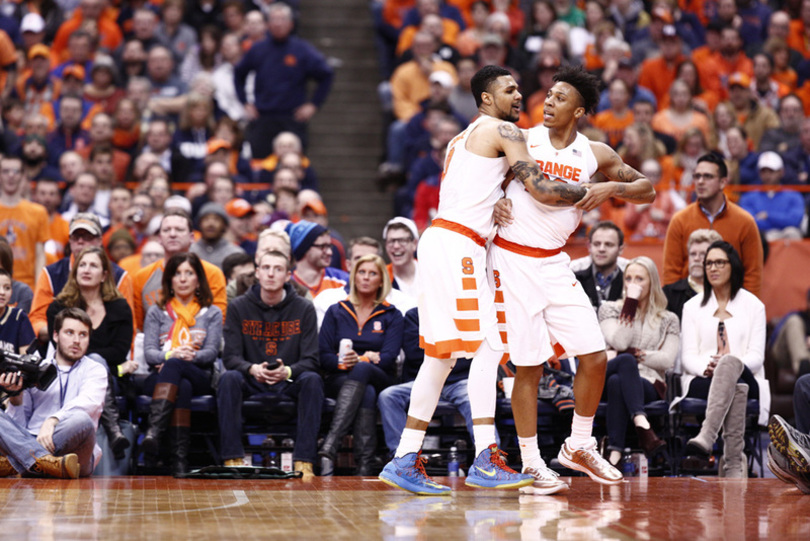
[456,298,479,311]
[496,311,506,324]
[494,291,504,303]
[500,331,508,344]
[461,277,476,290]
[454,318,480,332]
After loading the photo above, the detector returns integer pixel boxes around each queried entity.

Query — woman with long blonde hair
[598,256,680,466]
[318,254,403,476]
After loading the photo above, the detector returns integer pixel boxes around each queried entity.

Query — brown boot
[635,425,667,456]
[0,456,18,477]
[30,454,80,479]
[294,461,314,481]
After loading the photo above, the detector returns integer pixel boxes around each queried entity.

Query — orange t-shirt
[0,31,17,93]
[787,20,810,60]
[651,109,711,144]
[0,200,49,288]
[638,55,685,106]
[45,214,70,264]
[591,110,635,149]
[52,9,123,62]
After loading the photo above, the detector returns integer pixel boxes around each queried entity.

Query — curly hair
[552,65,601,115]
[56,247,123,308]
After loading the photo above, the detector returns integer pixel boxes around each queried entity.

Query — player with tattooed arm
[492,66,655,492]
[379,65,588,495]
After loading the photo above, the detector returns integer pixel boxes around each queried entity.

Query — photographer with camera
[0,308,107,479]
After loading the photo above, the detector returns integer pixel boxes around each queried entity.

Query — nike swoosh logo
[476,466,498,477]
[530,144,542,148]
[572,282,578,287]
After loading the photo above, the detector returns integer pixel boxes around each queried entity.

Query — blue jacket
[739,190,805,232]
[234,35,334,115]
[319,299,403,376]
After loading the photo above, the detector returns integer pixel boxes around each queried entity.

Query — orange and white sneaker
[557,438,623,485]
[521,460,569,495]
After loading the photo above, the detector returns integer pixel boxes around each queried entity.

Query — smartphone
[265,359,280,370]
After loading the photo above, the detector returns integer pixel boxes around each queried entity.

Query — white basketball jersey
[498,125,598,249]
[434,115,511,239]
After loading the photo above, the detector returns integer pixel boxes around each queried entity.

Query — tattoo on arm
[613,165,643,184]
[498,123,526,142]
[512,161,587,206]
[610,165,654,203]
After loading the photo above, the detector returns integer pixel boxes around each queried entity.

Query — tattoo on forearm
[512,161,586,206]
[611,165,654,203]
[613,165,643,184]
[498,123,525,142]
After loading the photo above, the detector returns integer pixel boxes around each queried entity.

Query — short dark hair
[589,220,624,246]
[348,236,381,259]
[552,65,601,115]
[222,252,254,281]
[471,65,512,108]
[160,252,214,308]
[54,307,92,334]
[701,240,744,306]
[89,144,114,162]
[696,153,728,179]
[257,249,292,271]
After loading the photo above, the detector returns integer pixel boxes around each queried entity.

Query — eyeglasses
[693,173,718,181]
[386,237,414,246]
[311,243,332,251]
[705,259,729,269]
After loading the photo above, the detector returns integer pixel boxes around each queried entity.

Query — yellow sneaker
[294,461,315,481]
[224,458,244,467]
[0,456,18,477]
[30,454,80,479]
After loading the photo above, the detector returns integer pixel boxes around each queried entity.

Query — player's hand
[294,103,317,122]
[493,198,514,226]
[37,417,58,454]
[574,182,616,212]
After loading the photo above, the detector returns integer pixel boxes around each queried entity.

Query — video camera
[0,349,57,395]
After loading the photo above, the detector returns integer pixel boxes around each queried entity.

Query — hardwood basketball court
[1,476,808,540]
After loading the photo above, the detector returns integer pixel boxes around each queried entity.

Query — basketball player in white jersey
[491,66,655,492]
[379,65,589,495]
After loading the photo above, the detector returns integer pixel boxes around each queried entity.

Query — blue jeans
[216,369,324,463]
[0,409,97,477]
[795,374,810,434]
[378,379,492,454]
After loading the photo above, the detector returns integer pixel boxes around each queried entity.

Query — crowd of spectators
[376,0,810,244]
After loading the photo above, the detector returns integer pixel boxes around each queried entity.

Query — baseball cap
[69,213,102,237]
[728,72,751,88]
[27,44,50,61]
[652,6,673,23]
[21,13,45,34]
[164,195,192,214]
[481,33,505,48]
[225,198,254,218]
[757,151,783,171]
[206,139,232,155]
[63,64,86,81]
[301,199,328,216]
[429,70,455,89]
[383,217,419,242]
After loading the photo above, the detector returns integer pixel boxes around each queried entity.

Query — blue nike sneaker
[379,452,452,495]
[465,444,534,489]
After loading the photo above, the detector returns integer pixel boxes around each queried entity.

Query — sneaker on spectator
[769,415,810,472]
[465,444,534,489]
[379,452,451,495]
[521,461,570,495]
[767,444,810,494]
[557,438,623,485]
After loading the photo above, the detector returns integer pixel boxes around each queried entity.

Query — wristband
[285,366,293,379]
[118,364,125,377]
[359,355,369,363]
[165,350,172,361]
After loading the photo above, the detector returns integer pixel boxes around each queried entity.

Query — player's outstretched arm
[575,142,656,212]
[497,122,586,207]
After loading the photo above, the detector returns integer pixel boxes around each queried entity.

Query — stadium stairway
[299,0,393,241]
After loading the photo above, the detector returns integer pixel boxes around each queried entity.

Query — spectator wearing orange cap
[727,72,780,149]
[16,45,62,119]
[225,198,258,256]
[52,31,94,84]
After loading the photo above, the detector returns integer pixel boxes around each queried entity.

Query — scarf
[167,298,200,349]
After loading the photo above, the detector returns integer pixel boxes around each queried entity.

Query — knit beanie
[286,220,328,261]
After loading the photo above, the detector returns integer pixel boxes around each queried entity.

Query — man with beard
[20,134,60,182]
[190,203,246,268]
[286,220,348,298]
[0,308,107,479]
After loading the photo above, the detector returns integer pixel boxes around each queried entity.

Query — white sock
[518,435,542,471]
[473,424,496,456]
[634,414,650,430]
[395,428,426,458]
[569,413,595,449]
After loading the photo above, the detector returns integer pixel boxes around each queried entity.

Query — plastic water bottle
[636,452,648,478]
[281,438,294,472]
[622,448,637,477]
[448,446,460,477]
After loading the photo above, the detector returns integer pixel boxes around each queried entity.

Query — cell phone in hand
[265,359,280,370]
